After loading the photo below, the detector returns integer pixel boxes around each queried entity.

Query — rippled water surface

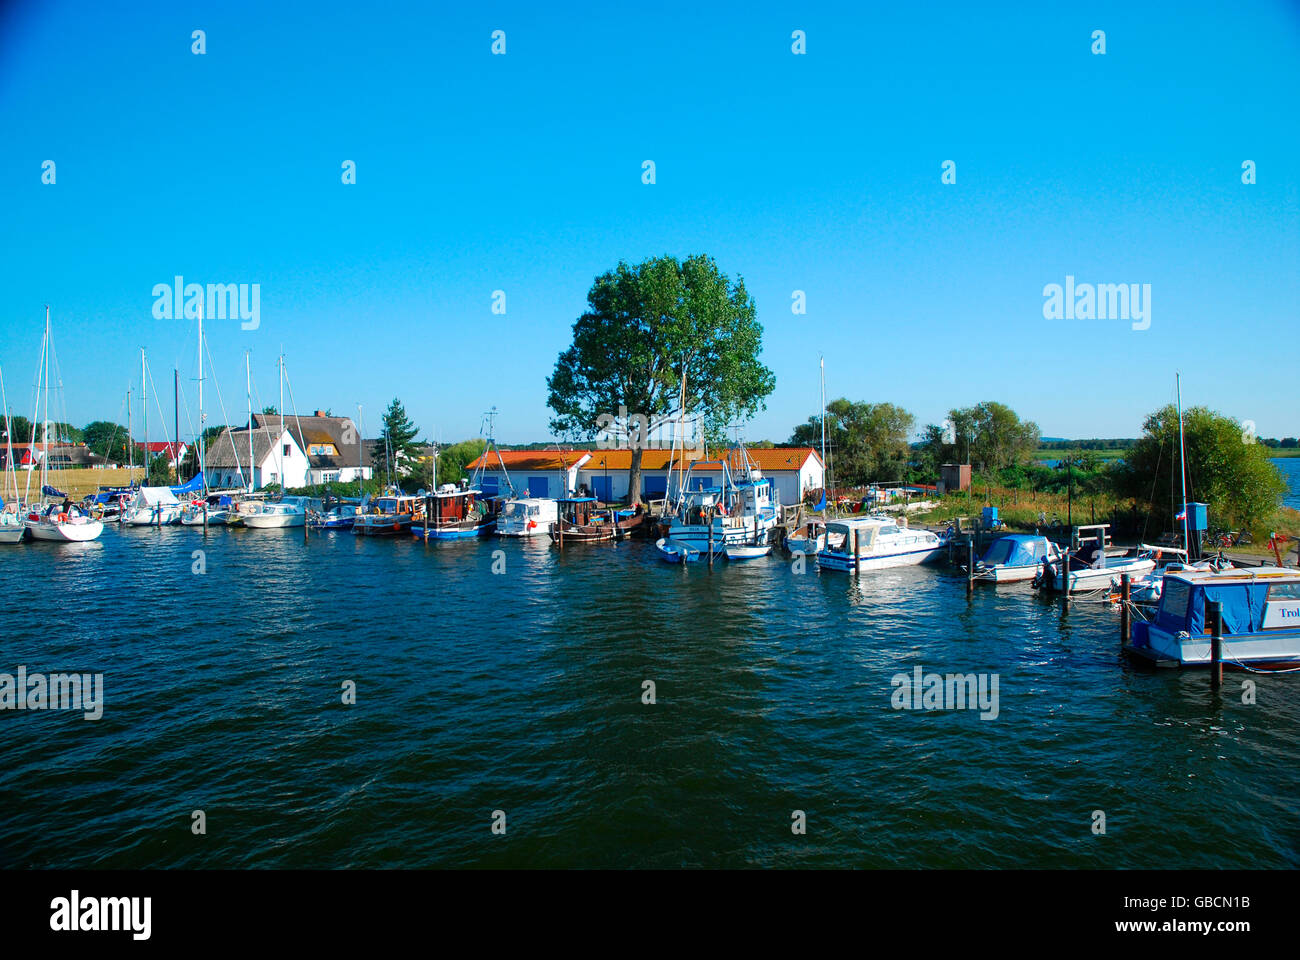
[0,525,1297,869]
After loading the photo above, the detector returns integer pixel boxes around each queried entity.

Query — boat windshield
[1159,579,1192,624]
[982,539,1016,565]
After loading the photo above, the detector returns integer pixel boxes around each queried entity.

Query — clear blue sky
[2,0,1297,445]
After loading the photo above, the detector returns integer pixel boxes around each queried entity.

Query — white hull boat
[724,544,771,561]
[27,508,103,542]
[817,517,947,573]
[497,497,559,537]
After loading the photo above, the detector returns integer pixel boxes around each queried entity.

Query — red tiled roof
[468,447,821,472]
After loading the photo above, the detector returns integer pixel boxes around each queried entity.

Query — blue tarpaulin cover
[1157,578,1269,636]
[42,484,66,498]
[979,534,1049,568]
[171,473,205,496]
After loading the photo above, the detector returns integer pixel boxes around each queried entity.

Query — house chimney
[315,410,327,417]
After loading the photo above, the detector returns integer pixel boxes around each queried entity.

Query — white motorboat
[662,445,781,552]
[242,496,310,528]
[973,534,1063,583]
[655,537,705,563]
[817,516,948,572]
[497,497,559,537]
[724,543,772,560]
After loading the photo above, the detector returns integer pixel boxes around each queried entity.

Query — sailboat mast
[1176,373,1189,552]
[277,351,285,487]
[198,301,205,492]
[42,305,50,494]
[820,355,827,495]
[141,347,147,484]
[0,365,14,505]
[245,351,253,492]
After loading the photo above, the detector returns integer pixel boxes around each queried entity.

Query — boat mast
[198,300,206,494]
[141,347,148,485]
[277,350,285,488]
[245,351,253,492]
[42,305,50,496]
[1176,372,1189,553]
[820,355,827,502]
[0,365,15,506]
[127,387,133,478]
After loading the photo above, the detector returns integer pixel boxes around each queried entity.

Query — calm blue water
[1275,457,1300,510]
[0,524,1297,869]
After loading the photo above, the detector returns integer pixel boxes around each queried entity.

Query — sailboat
[24,307,104,543]
[787,356,831,555]
[0,365,27,543]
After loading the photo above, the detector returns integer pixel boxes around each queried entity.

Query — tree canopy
[1118,404,1286,533]
[547,254,775,502]
[373,399,420,479]
[790,398,914,486]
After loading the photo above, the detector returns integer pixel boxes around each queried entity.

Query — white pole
[43,306,50,497]
[246,351,253,492]
[1176,373,1190,552]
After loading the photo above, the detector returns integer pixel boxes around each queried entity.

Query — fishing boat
[660,447,780,552]
[1122,546,1233,603]
[549,496,648,543]
[412,482,497,539]
[816,516,947,572]
[243,496,311,528]
[972,534,1063,583]
[1127,566,1300,668]
[497,497,559,537]
[354,491,421,536]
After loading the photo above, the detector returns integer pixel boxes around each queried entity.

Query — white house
[205,426,310,490]
[467,447,824,505]
[252,413,373,485]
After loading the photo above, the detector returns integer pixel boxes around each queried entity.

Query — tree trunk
[629,445,643,506]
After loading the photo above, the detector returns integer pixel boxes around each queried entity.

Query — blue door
[527,476,548,498]
[643,475,667,498]
[592,475,612,502]
[480,475,498,496]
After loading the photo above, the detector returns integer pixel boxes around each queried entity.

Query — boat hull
[1054,558,1155,592]
[242,513,305,528]
[411,520,495,540]
[0,525,27,544]
[974,563,1043,583]
[27,519,104,542]
[818,543,946,572]
[354,517,413,536]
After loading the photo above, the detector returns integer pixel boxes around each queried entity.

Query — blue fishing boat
[1127,566,1300,668]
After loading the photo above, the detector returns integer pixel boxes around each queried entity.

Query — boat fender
[57,513,68,523]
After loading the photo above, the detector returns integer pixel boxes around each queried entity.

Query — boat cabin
[979,534,1054,568]
[557,496,599,526]
[425,483,488,525]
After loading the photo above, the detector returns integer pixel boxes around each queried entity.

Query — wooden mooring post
[853,528,861,577]
[966,537,974,595]
[1208,599,1223,690]
[1120,574,1130,649]
[707,518,714,568]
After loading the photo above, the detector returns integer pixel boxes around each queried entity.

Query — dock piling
[1120,574,1130,650]
[966,538,974,596]
[1209,599,1223,690]
[853,529,861,577]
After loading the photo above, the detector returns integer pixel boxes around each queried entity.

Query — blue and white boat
[1127,566,1300,668]
[817,516,948,572]
[411,482,497,539]
[973,534,1062,583]
[662,446,780,552]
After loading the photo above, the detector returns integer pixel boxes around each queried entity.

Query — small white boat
[973,534,1062,583]
[1,505,28,544]
[817,516,947,572]
[179,499,231,526]
[656,537,706,563]
[26,503,104,542]
[724,543,771,561]
[242,497,309,528]
[121,486,183,526]
[497,497,559,537]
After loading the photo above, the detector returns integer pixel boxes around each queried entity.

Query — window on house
[283,444,291,457]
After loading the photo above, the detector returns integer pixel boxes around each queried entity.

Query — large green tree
[547,254,775,503]
[947,401,1040,472]
[790,398,915,486]
[373,399,421,480]
[1119,404,1286,533]
[83,420,132,463]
